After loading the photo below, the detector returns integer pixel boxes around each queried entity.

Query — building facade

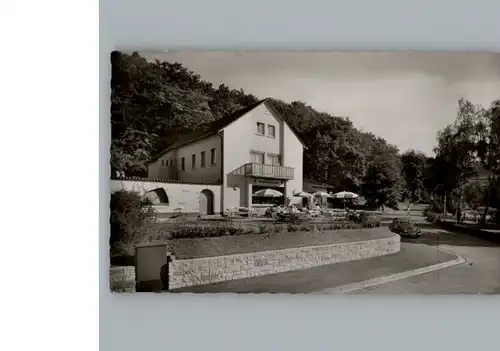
[146,99,305,215]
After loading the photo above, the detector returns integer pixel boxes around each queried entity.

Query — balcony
[243,163,294,180]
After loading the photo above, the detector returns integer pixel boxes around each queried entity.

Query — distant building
[145,98,306,214]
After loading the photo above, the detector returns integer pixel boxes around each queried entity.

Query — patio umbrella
[313,191,331,207]
[253,188,283,197]
[331,191,359,210]
[292,191,314,210]
[331,191,359,199]
[293,191,313,198]
[352,196,367,207]
[313,191,331,197]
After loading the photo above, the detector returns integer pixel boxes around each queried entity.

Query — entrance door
[199,189,214,216]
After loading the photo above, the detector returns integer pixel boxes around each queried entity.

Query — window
[250,151,265,164]
[210,148,216,165]
[256,122,265,135]
[268,124,276,138]
[161,160,164,166]
[170,159,173,167]
[181,157,185,171]
[201,151,206,168]
[268,154,281,166]
[192,154,196,169]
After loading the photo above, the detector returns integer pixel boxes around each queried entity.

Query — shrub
[358,212,381,228]
[110,190,157,246]
[165,216,381,240]
[345,212,359,223]
[362,218,380,228]
[258,224,269,234]
[492,210,500,224]
[427,201,444,214]
[275,212,308,224]
[170,223,248,239]
[426,211,454,223]
[423,207,430,217]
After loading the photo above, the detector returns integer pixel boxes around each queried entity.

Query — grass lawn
[111,215,388,263]
[168,227,392,260]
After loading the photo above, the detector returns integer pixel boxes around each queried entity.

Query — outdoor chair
[224,207,239,217]
[248,208,260,218]
[171,206,184,218]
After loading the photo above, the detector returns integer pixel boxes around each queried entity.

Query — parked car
[389,218,422,238]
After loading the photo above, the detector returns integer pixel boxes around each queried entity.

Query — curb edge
[320,247,467,294]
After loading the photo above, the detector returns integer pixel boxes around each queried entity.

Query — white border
[2,1,499,351]
[1,1,98,351]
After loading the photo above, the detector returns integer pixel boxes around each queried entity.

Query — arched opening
[144,188,169,205]
[199,189,215,216]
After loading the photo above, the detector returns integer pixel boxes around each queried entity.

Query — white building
[146,98,306,215]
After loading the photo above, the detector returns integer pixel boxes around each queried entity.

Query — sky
[139,51,500,156]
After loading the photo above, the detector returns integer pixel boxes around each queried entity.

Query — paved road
[171,243,459,294]
[353,226,500,294]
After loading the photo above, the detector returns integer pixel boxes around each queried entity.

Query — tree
[302,120,367,191]
[110,190,157,246]
[111,51,256,174]
[362,139,404,208]
[463,180,485,222]
[476,100,500,224]
[430,99,482,214]
[401,150,428,203]
[429,97,500,225]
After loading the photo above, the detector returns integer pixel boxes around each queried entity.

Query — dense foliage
[110,51,499,214]
[400,150,428,203]
[424,99,500,224]
[109,190,157,246]
[167,216,381,240]
[111,51,259,175]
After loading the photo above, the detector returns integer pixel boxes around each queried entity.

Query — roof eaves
[303,178,335,188]
[216,99,267,131]
[147,99,267,165]
[146,131,217,164]
[263,99,308,149]
[147,98,305,165]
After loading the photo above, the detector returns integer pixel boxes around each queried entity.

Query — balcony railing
[244,163,294,180]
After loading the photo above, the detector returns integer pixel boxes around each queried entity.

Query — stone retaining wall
[109,266,136,293]
[168,234,400,289]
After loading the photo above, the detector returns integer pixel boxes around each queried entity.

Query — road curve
[352,226,500,294]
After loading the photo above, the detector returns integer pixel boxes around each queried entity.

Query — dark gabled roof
[304,178,334,187]
[147,98,306,164]
[303,178,335,192]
